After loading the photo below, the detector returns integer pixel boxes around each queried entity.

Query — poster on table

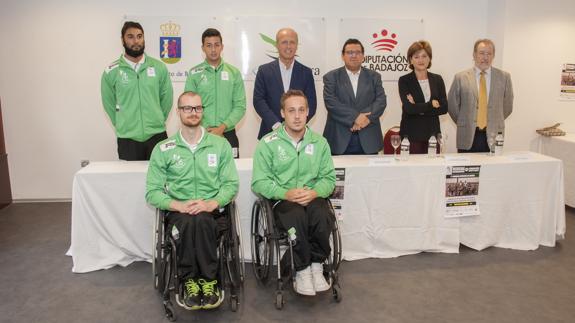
[445,165,481,218]
[559,63,575,101]
[329,168,346,221]
[339,18,424,82]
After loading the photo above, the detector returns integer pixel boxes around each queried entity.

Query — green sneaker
[198,278,223,309]
[183,278,202,310]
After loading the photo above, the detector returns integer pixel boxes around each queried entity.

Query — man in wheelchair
[146,91,239,310]
[251,89,336,296]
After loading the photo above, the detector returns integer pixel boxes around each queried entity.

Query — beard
[123,41,145,58]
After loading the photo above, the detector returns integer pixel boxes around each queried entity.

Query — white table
[69,153,565,273]
[538,133,575,207]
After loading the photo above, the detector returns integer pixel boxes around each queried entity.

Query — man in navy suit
[323,39,387,155]
[253,28,317,139]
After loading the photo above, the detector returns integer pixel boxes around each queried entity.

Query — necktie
[477,71,487,129]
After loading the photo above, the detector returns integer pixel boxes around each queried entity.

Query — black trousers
[117,132,167,161]
[223,129,240,159]
[273,198,334,271]
[458,128,489,153]
[166,210,227,280]
[409,140,440,154]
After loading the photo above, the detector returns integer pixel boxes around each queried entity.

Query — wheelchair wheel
[325,199,342,273]
[225,202,243,289]
[164,302,176,321]
[158,249,172,296]
[251,199,273,283]
[275,291,284,310]
[233,203,246,283]
[153,210,164,290]
[330,216,343,272]
[230,295,239,312]
[333,284,342,303]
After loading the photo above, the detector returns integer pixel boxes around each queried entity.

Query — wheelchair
[250,197,342,309]
[152,202,245,321]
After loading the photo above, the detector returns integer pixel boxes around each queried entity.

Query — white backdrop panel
[339,18,424,81]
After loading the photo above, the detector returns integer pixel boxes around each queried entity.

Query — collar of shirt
[474,66,491,78]
[474,66,492,97]
[346,67,361,77]
[279,59,294,70]
[284,126,307,150]
[123,54,145,71]
[180,127,205,152]
[205,58,224,72]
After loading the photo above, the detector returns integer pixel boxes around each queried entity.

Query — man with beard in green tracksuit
[101,21,173,160]
[146,91,238,310]
[252,89,336,296]
[185,28,246,158]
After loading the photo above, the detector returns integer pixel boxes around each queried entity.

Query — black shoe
[198,278,223,309]
[183,278,202,310]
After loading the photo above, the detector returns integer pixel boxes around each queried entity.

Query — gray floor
[0,203,574,323]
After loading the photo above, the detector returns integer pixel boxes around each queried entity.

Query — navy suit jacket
[253,59,317,139]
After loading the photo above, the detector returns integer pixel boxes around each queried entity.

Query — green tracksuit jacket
[251,125,336,200]
[146,129,239,210]
[101,54,173,142]
[184,60,246,131]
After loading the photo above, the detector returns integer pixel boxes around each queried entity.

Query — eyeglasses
[344,50,363,57]
[178,105,204,113]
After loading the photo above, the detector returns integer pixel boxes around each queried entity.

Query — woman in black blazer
[398,41,447,154]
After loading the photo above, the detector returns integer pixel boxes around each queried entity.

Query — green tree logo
[259,33,278,59]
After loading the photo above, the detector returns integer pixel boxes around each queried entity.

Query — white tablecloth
[538,133,575,207]
[69,153,565,273]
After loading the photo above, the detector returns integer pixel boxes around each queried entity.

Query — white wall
[1,0,570,200]
[501,0,575,151]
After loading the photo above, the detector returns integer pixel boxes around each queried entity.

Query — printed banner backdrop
[126,16,223,83]
[339,19,424,81]
[126,16,326,82]
[227,17,326,81]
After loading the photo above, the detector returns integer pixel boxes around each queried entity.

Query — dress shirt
[280,60,294,93]
[346,68,361,97]
[474,66,491,99]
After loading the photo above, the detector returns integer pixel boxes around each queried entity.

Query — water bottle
[287,227,297,246]
[494,132,504,156]
[428,135,437,158]
[400,137,410,161]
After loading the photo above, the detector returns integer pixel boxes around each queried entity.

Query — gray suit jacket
[448,67,513,150]
[323,67,387,154]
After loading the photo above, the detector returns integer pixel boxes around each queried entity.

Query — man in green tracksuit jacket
[146,91,238,310]
[252,89,336,296]
[184,28,246,158]
[101,21,173,161]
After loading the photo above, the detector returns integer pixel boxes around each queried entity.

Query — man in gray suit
[448,39,514,152]
[323,39,387,155]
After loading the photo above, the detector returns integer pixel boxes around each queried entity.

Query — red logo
[371,29,398,52]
